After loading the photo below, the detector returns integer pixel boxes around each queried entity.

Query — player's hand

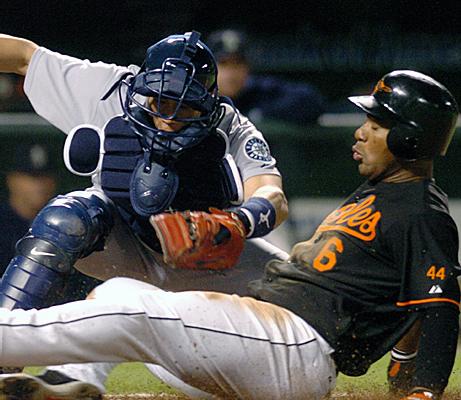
[401,389,438,399]
[150,208,246,270]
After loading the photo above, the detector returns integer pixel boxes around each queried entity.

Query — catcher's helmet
[349,70,459,160]
[120,31,219,155]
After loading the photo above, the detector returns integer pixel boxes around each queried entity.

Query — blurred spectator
[0,142,57,270]
[0,73,33,112]
[207,29,326,125]
[0,142,99,302]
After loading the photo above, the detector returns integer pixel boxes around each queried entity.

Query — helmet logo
[372,80,392,95]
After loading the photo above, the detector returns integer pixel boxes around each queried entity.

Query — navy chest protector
[64,116,243,246]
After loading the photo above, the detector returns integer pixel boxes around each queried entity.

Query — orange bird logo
[372,80,392,95]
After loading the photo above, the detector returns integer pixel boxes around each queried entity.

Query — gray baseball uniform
[21,46,289,393]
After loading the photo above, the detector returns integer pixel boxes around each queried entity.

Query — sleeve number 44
[313,237,344,272]
[426,265,446,280]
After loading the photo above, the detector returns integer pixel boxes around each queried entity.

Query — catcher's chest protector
[65,115,243,248]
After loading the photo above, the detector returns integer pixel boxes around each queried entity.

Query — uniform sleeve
[388,211,460,310]
[218,103,280,182]
[24,47,140,133]
[413,306,459,395]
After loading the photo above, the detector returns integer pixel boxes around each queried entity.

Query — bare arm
[0,34,38,75]
[243,174,288,228]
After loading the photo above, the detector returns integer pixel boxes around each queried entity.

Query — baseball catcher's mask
[349,70,459,161]
[120,31,220,157]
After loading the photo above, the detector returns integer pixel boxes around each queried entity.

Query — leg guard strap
[17,236,73,272]
[0,256,64,309]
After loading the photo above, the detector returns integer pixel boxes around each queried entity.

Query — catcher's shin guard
[0,243,68,309]
[0,194,113,310]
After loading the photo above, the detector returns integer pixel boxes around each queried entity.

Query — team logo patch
[318,194,381,241]
[244,138,272,162]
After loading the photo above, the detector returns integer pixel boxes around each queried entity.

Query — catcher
[0,31,288,397]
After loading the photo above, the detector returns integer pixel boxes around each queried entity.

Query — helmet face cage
[120,31,219,155]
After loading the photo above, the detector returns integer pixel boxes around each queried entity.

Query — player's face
[147,98,201,132]
[352,116,398,181]
[6,172,56,219]
[217,60,249,98]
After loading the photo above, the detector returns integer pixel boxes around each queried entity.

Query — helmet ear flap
[386,124,420,160]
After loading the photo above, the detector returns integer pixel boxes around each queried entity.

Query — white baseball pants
[0,277,336,400]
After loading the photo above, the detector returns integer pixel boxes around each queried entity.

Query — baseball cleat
[0,371,103,399]
[0,369,22,375]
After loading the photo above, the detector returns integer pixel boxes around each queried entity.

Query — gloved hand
[150,208,246,270]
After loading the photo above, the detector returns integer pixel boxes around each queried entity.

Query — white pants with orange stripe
[0,277,336,400]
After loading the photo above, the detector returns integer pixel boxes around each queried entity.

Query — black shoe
[0,370,103,399]
[0,368,22,374]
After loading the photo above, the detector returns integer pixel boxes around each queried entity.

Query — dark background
[1,0,461,199]
[2,0,461,101]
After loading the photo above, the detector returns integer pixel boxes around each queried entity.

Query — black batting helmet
[349,70,459,160]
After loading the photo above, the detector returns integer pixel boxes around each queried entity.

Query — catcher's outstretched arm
[0,34,38,75]
[150,174,287,270]
[240,173,288,234]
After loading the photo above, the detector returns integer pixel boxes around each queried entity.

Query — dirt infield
[105,395,187,399]
[105,395,188,400]
[104,392,461,400]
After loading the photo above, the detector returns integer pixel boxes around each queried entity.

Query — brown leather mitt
[150,208,246,270]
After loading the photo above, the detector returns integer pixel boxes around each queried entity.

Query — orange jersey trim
[396,298,460,308]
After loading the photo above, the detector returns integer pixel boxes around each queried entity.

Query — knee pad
[30,194,114,259]
[0,193,114,310]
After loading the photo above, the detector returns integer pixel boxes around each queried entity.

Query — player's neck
[382,159,433,183]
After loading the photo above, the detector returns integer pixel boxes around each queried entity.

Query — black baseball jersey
[249,179,460,376]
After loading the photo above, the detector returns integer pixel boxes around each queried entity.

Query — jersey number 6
[313,237,344,272]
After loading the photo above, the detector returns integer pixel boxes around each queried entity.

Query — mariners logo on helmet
[244,138,272,162]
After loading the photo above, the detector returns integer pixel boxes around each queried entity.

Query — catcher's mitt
[150,208,246,270]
